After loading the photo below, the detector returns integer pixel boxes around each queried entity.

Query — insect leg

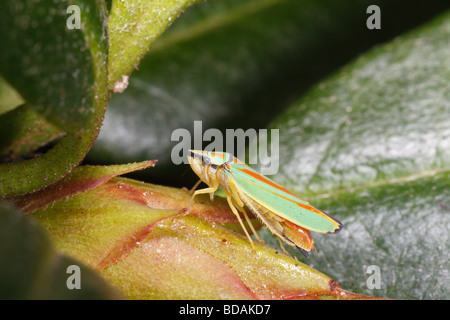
[227,180,263,243]
[276,237,297,260]
[226,196,255,250]
[189,179,202,194]
[187,187,218,212]
[236,205,264,243]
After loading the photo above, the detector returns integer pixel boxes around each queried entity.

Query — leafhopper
[187,150,342,256]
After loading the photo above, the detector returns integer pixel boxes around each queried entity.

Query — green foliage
[265,12,450,299]
[0,0,449,299]
[0,0,108,196]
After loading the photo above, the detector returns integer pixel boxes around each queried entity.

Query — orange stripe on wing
[239,169,302,198]
[238,168,323,214]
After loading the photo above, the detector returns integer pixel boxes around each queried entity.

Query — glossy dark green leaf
[269,10,450,195]
[261,10,450,299]
[0,0,103,133]
[0,0,109,196]
[305,171,450,299]
[0,201,120,299]
[89,0,450,185]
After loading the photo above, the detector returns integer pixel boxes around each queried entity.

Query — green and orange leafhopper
[187,150,342,257]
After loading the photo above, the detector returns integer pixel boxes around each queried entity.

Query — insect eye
[202,156,211,165]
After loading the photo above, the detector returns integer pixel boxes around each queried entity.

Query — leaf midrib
[308,168,450,201]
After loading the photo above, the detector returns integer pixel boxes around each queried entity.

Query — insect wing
[226,164,342,234]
